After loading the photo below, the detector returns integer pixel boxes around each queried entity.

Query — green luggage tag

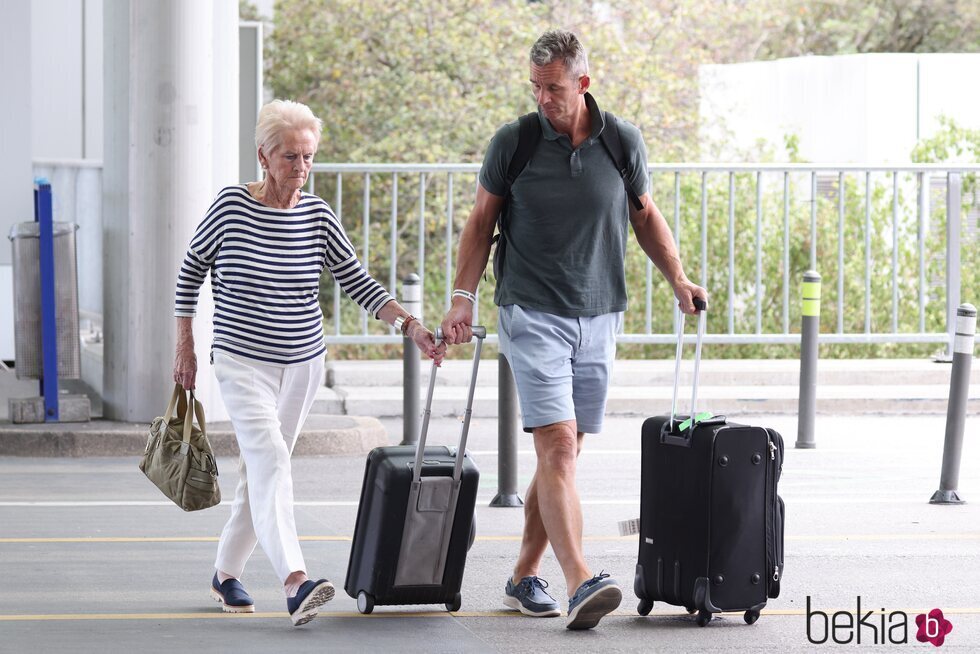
[678,411,714,433]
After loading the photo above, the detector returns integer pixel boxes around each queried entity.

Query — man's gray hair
[529,29,589,78]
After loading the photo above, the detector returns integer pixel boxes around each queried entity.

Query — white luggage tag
[618,518,640,537]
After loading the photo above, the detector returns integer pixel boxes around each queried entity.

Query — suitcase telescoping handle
[669,297,708,434]
[412,325,487,484]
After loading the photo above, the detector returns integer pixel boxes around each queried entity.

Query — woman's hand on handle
[409,321,447,365]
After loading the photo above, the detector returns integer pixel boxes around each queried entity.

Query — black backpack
[491,110,645,280]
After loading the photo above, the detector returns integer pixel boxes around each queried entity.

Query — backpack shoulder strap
[505,112,542,192]
[493,113,542,245]
[598,111,645,211]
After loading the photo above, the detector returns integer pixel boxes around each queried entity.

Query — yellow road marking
[789,533,980,542]
[2,533,979,544]
[2,608,979,622]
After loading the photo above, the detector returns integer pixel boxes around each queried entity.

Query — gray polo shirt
[480,93,649,317]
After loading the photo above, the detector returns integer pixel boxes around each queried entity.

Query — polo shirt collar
[536,92,606,142]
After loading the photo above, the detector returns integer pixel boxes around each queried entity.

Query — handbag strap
[192,393,206,440]
[179,389,207,453]
[164,384,182,423]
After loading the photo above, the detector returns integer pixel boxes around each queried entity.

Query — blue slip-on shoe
[503,575,561,617]
[210,573,255,613]
[286,578,335,626]
[566,572,622,630]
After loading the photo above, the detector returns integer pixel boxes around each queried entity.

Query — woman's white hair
[254,99,323,154]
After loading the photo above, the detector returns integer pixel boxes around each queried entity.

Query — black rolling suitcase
[345,327,485,614]
[634,300,785,626]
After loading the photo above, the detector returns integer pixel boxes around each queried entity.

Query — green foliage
[239,0,264,21]
[912,116,980,167]
[269,0,544,162]
[757,0,980,56]
[267,0,811,163]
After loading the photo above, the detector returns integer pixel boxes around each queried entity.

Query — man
[440,29,707,630]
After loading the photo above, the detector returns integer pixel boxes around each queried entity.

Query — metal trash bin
[8,221,81,380]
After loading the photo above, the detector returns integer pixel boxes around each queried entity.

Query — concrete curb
[0,415,388,457]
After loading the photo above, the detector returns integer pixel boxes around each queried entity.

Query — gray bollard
[400,274,421,446]
[490,354,524,507]
[930,303,976,505]
[796,271,821,449]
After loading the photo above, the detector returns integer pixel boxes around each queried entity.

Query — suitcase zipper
[765,433,776,591]
[766,430,785,592]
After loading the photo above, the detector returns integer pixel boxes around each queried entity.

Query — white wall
[0,0,34,359]
[917,55,980,142]
[699,53,980,163]
[0,0,34,259]
[29,0,103,161]
[84,0,104,160]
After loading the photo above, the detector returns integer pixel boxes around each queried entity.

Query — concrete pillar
[103,0,237,422]
[194,0,239,421]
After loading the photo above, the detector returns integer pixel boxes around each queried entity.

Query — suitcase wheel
[696,610,712,627]
[637,599,653,616]
[744,609,760,625]
[685,606,697,615]
[445,592,462,613]
[357,591,375,615]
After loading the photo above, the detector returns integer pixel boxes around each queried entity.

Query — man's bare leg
[512,420,591,595]
[513,427,585,586]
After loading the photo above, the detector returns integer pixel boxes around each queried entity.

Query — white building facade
[699,53,980,163]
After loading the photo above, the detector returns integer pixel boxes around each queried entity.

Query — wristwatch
[394,315,417,335]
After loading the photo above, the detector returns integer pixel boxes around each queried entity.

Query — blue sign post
[34,179,59,421]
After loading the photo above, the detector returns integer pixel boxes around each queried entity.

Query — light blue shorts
[497,304,622,434]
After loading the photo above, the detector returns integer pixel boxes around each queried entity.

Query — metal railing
[308,162,979,349]
[31,160,980,350]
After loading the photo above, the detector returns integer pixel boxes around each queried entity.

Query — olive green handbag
[139,384,221,511]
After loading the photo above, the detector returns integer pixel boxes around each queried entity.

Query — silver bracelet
[452,288,477,304]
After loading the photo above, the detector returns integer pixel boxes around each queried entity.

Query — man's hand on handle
[440,297,475,345]
[674,279,709,315]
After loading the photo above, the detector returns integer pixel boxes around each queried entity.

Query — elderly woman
[173,99,443,627]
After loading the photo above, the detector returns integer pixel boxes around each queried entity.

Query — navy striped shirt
[174,185,393,365]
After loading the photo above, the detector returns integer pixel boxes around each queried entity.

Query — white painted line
[0,497,943,508]
[468,448,933,456]
[0,500,359,507]
[470,450,641,455]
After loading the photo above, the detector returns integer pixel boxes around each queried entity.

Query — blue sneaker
[566,572,622,630]
[210,573,255,613]
[286,578,335,626]
[503,575,561,617]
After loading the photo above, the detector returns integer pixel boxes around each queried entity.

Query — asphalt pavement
[1,413,978,652]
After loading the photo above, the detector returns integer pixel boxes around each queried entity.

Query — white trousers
[212,351,324,583]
